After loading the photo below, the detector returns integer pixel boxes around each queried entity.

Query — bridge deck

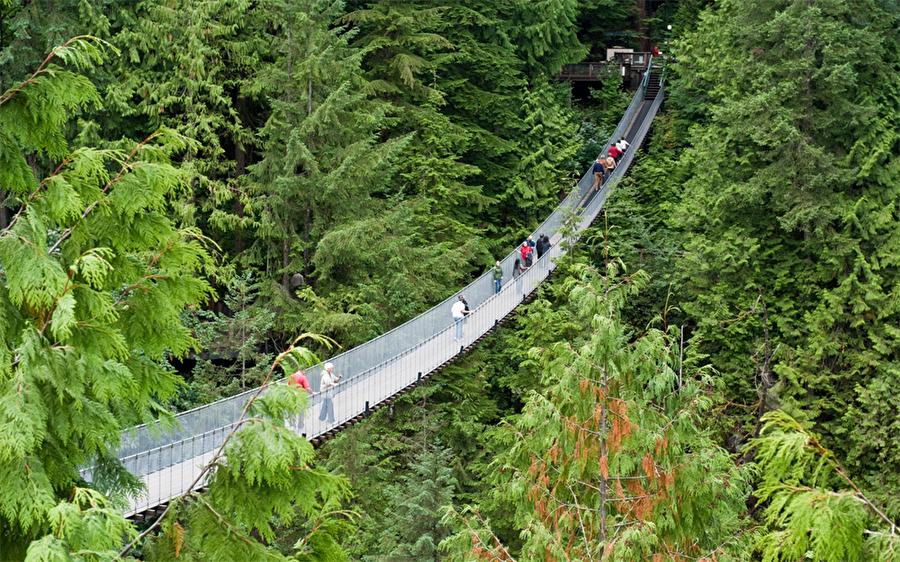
[87,66,666,519]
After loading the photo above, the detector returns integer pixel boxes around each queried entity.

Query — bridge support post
[459,345,464,357]
[417,372,421,384]
[365,401,369,416]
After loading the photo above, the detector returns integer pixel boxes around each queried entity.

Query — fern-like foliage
[752,411,900,562]
[445,259,755,561]
[0,38,212,559]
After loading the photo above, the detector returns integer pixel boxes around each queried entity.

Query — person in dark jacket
[536,233,550,260]
[591,157,605,191]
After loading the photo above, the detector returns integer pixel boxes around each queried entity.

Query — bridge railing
[557,52,651,81]
[105,70,664,517]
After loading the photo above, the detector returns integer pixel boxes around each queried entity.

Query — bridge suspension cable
[88,62,666,519]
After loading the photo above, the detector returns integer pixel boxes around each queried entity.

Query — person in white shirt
[616,137,630,154]
[318,362,342,423]
[451,295,466,341]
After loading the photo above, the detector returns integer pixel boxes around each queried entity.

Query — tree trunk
[637,0,650,51]
[0,190,8,230]
[233,96,248,254]
[599,364,609,541]
[303,192,311,276]
[282,233,290,287]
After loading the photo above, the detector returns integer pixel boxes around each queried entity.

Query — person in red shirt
[288,369,314,394]
[521,242,533,268]
[608,145,623,163]
[288,369,314,431]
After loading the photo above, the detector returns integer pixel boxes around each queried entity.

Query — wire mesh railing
[99,70,664,517]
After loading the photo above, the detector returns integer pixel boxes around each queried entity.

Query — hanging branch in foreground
[752,410,900,562]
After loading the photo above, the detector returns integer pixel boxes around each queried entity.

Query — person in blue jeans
[492,260,503,293]
[451,295,466,341]
[318,362,342,423]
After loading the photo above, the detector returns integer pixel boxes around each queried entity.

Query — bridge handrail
[111,76,666,516]
[116,62,657,461]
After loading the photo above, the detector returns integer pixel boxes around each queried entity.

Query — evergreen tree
[368,445,457,562]
[1,38,353,562]
[430,0,527,248]
[674,0,900,478]
[505,77,579,224]
[507,0,588,77]
[447,261,753,561]
[752,411,900,562]
[109,0,265,253]
[0,37,212,558]
[338,0,453,107]
[184,270,275,403]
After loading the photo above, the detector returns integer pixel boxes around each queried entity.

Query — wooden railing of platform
[557,52,652,82]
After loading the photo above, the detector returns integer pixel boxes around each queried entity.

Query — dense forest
[2,0,900,560]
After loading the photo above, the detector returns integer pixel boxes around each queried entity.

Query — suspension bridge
[86,62,666,521]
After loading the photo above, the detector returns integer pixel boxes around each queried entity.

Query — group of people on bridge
[592,137,630,191]
[288,363,342,426]
[284,139,628,427]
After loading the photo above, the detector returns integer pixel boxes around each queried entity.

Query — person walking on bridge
[536,233,550,264]
[608,145,623,164]
[513,257,525,294]
[604,152,617,178]
[591,157,605,191]
[288,369,314,430]
[318,363,342,424]
[521,242,533,268]
[452,295,467,341]
[492,260,504,293]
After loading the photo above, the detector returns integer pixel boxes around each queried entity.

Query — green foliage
[673,0,900,473]
[141,342,352,561]
[507,78,579,221]
[180,270,275,407]
[752,411,900,562]
[586,65,631,131]
[0,39,211,558]
[339,0,453,103]
[24,488,138,562]
[447,261,754,561]
[367,445,457,562]
[575,0,639,56]
[507,0,588,77]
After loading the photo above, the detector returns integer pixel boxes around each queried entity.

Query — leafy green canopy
[673,0,900,491]
[752,411,900,562]
[2,40,353,560]
[0,37,213,557]
[447,260,753,561]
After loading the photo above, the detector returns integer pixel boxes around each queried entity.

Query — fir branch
[3,153,78,235]
[567,481,596,562]
[802,426,898,535]
[0,36,111,106]
[116,335,323,558]
[449,507,518,562]
[199,498,255,547]
[292,508,359,552]
[46,131,167,258]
